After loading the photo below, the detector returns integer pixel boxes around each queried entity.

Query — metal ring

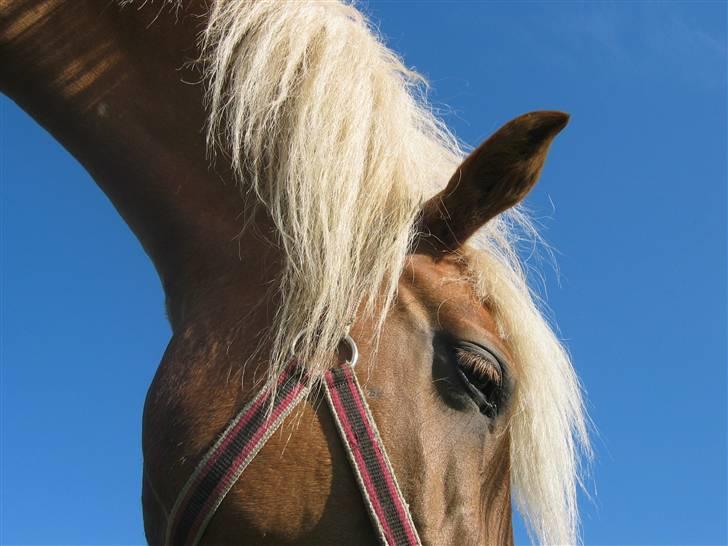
[342,334,359,367]
[290,332,358,367]
[290,330,305,358]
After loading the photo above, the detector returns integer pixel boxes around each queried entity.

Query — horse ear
[417,110,569,253]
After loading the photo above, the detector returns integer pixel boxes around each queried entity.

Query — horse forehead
[397,254,517,380]
[399,253,496,326]
[402,253,475,298]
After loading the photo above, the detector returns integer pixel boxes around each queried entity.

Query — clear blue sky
[1,2,726,544]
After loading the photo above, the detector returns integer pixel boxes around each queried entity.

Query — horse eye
[453,343,505,418]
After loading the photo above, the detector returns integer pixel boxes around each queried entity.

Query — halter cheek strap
[165,359,422,546]
[323,365,421,546]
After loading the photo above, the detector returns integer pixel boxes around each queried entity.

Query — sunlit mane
[199,1,589,544]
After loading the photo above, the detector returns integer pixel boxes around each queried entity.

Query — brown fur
[1,3,567,544]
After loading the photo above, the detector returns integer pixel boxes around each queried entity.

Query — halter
[165,336,422,546]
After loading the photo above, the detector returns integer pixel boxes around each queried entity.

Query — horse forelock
[200,0,460,391]
[147,0,592,544]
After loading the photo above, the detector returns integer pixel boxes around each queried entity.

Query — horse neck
[1,1,278,331]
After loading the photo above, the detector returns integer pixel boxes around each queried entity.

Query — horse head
[1,1,588,544]
[341,111,573,544]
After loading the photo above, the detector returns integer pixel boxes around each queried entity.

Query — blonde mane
[199,1,590,544]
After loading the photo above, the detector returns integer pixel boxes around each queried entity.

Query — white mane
[199,1,590,544]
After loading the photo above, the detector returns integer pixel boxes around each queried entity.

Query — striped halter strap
[165,335,422,546]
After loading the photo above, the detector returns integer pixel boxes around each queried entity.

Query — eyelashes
[454,347,503,387]
[452,341,508,418]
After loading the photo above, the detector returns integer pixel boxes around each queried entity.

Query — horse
[1,1,590,544]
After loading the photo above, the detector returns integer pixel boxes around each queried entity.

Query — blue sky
[1,2,726,544]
